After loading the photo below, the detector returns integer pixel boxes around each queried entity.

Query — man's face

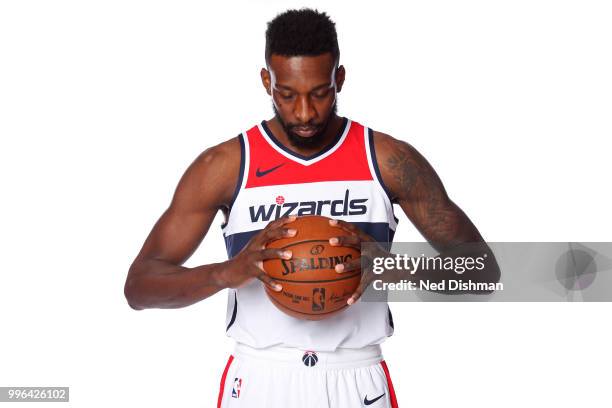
[261,53,345,148]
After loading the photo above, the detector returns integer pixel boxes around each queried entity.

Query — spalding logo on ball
[263,215,361,320]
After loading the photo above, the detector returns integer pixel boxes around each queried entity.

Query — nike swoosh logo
[364,393,385,405]
[256,163,285,177]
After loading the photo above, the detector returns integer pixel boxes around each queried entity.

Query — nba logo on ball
[302,351,318,367]
[312,288,326,311]
[232,378,242,398]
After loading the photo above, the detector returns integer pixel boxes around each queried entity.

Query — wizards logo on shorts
[232,378,242,398]
[302,351,318,367]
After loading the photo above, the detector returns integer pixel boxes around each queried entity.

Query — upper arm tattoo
[385,151,418,202]
[385,143,434,200]
[382,138,479,247]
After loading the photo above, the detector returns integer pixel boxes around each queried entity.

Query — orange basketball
[263,215,361,320]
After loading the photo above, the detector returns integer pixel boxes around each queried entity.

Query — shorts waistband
[233,342,383,369]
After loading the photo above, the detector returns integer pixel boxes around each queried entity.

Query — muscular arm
[374,132,500,290]
[375,132,482,250]
[124,138,240,310]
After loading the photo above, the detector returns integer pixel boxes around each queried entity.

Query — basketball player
[125,9,498,408]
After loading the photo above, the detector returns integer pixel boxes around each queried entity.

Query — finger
[253,215,297,247]
[263,226,297,243]
[267,214,297,230]
[329,235,361,249]
[347,283,367,305]
[255,248,292,261]
[255,270,283,292]
[347,287,363,305]
[328,218,360,235]
[335,257,362,274]
[347,269,379,305]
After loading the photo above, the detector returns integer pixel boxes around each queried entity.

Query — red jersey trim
[245,120,373,188]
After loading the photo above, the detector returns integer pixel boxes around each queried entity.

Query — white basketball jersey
[221,118,398,351]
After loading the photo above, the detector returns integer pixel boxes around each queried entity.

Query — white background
[1,0,611,407]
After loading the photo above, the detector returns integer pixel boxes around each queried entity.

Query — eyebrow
[274,83,332,92]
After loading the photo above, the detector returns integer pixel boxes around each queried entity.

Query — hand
[217,216,297,291]
[327,219,390,305]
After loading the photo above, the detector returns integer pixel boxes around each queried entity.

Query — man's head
[261,9,345,148]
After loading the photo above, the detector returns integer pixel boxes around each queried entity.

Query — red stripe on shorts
[217,355,234,408]
[380,360,399,408]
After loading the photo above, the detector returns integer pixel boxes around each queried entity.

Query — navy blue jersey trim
[226,291,238,331]
[220,134,245,229]
[230,134,245,209]
[260,117,349,161]
[368,128,395,203]
[225,222,393,258]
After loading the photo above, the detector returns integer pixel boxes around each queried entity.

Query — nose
[294,95,316,124]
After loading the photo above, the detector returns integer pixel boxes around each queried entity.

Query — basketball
[263,215,361,320]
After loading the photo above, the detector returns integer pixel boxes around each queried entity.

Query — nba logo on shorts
[232,378,242,398]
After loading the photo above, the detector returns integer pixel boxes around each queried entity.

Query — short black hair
[265,8,339,66]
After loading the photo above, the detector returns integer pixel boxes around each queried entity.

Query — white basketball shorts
[217,342,399,408]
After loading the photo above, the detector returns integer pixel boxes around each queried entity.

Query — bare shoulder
[172,136,243,211]
[371,130,421,163]
[371,130,445,202]
[191,136,241,175]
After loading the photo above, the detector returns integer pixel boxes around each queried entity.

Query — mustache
[271,102,338,148]
[287,123,322,130]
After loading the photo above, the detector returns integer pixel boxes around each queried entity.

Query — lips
[292,127,317,137]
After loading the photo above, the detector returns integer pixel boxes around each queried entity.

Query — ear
[260,68,272,95]
[335,65,346,93]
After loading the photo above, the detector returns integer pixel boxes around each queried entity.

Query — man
[125,8,498,408]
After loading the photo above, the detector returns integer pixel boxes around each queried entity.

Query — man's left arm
[374,131,501,292]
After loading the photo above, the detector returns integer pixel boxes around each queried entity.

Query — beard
[272,102,338,149]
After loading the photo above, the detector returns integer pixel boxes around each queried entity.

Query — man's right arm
[124,137,295,310]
